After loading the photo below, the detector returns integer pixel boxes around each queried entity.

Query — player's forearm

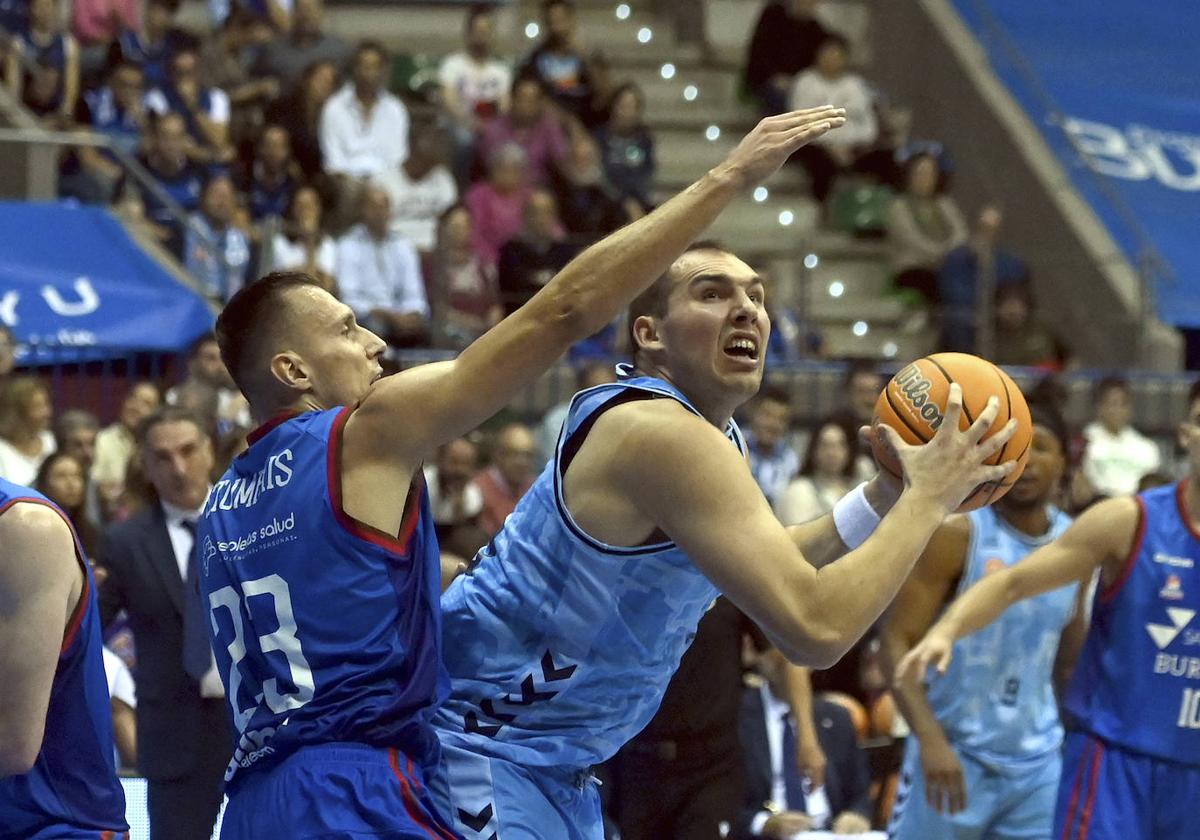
[524,164,746,339]
[880,631,949,745]
[788,476,901,568]
[930,570,1015,641]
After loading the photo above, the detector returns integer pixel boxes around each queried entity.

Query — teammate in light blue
[430,240,1019,840]
[197,106,849,839]
[0,477,127,839]
[899,382,1200,839]
[882,407,1083,839]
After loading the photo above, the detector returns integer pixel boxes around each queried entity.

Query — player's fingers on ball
[966,396,1001,443]
[877,422,910,453]
[937,383,965,436]
[975,417,1017,456]
[979,461,1015,485]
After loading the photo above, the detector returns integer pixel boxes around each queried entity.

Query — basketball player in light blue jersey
[882,406,1084,839]
[199,107,849,839]
[899,381,1200,839]
[430,241,1019,840]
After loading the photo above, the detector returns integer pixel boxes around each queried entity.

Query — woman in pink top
[464,142,532,264]
[478,75,568,187]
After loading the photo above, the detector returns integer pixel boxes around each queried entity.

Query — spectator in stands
[92,380,160,510]
[374,121,458,253]
[474,422,538,537]
[4,0,80,126]
[788,33,889,204]
[167,332,250,436]
[145,44,234,164]
[742,387,798,510]
[991,281,1063,369]
[0,323,15,387]
[938,204,1030,354]
[240,123,302,223]
[424,436,484,546]
[0,376,56,486]
[70,0,137,82]
[553,132,638,236]
[319,40,408,180]
[1081,376,1162,498]
[199,9,280,145]
[535,361,615,463]
[759,263,820,365]
[184,173,252,302]
[737,647,873,837]
[35,452,100,556]
[136,111,207,255]
[335,184,430,347]
[440,3,512,181]
[497,187,576,315]
[886,152,968,301]
[466,141,533,264]
[265,58,337,178]
[594,83,654,212]
[827,359,880,482]
[101,645,138,770]
[66,60,147,204]
[745,0,830,115]
[428,204,502,348]
[169,380,220,437]
[207,0,289,35]
[270,183,337,290]
[479,74,568,188]
[777,417,858,525]
[110,0,189,92]
[253,0,350,94]
[520,0,594,121]
[55,408,103,526]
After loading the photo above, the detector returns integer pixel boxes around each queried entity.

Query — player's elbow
[778,619,845,669]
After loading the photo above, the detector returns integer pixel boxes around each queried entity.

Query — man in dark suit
[99,406,232,840]
[737,648,874,838]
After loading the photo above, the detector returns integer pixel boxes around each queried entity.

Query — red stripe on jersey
[1076,740,1105,839]
[1059,737,1096,840]
[387,748,457,840]
[1098,496,1146,605]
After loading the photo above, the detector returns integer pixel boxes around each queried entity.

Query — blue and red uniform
[1058,481,1200,839]
[197,407,459,839]
[0,479,128,840]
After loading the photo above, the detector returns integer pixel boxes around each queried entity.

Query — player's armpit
[0,504,81,777]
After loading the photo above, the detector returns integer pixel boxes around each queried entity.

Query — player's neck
[633,363,736,428]
[997,501,1051,537]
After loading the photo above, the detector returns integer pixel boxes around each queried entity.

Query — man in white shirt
[319,40,409,179]
[373,121,458,252]
[1081,377,1162,497]
[439,5,511,130]
[335,184,430,347]
[788,33,883,204]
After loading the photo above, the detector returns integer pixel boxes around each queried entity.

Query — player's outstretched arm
[606,385,1013,667]
[878,519,971,814]
[352,108,846,461]
[895,495,1139,683]
[0,503,82,777]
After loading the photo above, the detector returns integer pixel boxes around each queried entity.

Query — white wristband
[833,482,881,550]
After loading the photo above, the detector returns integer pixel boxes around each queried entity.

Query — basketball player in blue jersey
[881,406,1085,839]
[0,477,127,839]
[899,381,1200,839]
[197,105,850,839]
[429,241,1019,840]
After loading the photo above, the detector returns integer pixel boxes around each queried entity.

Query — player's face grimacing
[651,250,770,410]
[287,286,388,409]
[1000,424,1064,509]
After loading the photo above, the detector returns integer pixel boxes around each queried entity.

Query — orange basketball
[870,352,1032,512]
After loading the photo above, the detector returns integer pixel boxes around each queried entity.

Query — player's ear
[631,315,663,356]
[269,350,310,394]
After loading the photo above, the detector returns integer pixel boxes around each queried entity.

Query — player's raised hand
[895,630,955,684]
[717,106,847,187]
[877,384,1017,515]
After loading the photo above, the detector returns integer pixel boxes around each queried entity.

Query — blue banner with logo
[0,202,215,360]
[951,0,1200,327]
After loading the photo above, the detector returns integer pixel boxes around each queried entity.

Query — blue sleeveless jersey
[196,407,448,789]
[435,367,746,769]
[926,505,1076,767]
[1064,481,1200,764]
[0,479,127,838]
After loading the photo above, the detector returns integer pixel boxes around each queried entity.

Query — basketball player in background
[0,477,127,837]
[898,382,1200,838]
[198,106,848,839]
[881,406,1085,839]
[429,241,1017,840]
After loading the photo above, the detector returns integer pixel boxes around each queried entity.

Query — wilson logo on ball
[895,364,945,429]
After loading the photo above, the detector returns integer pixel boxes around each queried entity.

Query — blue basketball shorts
[889,737,1060,840]
[1055,730,1200,840]
[218,743,461,840]
[427,738,603,840]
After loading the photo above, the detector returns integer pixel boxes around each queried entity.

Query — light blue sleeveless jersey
[434,365,745,770]
[926,505,1075,766]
